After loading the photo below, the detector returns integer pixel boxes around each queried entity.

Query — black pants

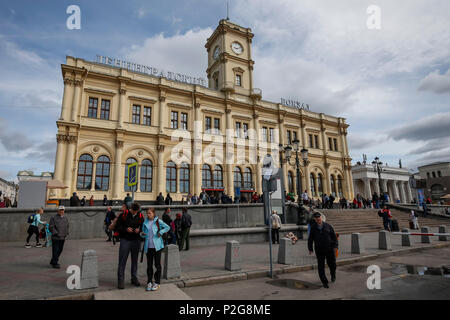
[146,248,162,284]
[26,225,40,243]
[271,228,280,243]
[316,249,336,285]
[117,238,141,283]
[50,239,65,265]
[180,228,190,250]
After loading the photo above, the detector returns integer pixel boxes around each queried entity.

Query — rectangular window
[180,112,188,130]
[309,134,313,148]
[269,128,275,142]
[100,99,110,120]
[314,135,319,149]
[215,78,219,90]
[205,117,212,132]
[88,98,98,118]
[293,131,298,143]
[171,111,178,129]
[143,107,151,126]
[262,127,268,142]
[328,137,333,151]
[236,122,241,138]
[287,130,291,144]
[333,138,338,151]
[243,123,249,139]
[132,105,141,124]
[214,118,220,134]
[236,74,242,86]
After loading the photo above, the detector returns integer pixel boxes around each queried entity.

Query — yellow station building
[52,19,354,202]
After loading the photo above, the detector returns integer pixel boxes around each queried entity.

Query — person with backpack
[179,207,192,251]
[270,210,282,244]
[49,206,69,268]
[140,207,170,292]
[104,206,116,242]
[162,208,177,245]
[25,207,47,248]
[380,206,392,231]
[115,202,144,289]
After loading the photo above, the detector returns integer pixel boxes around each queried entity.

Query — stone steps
[318,209,448,234]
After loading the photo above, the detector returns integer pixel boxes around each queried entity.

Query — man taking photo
[115,202,144,289]
[308,212,338,288]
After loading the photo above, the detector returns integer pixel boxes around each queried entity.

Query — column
[112,141,123,199]
[343,164,352,199]
[157,145,165,194]
[300,120,307,149]
[324,163,331,195]
[305,163,311,197]
[225,109,233,196]
[399,181,406,203]
[278,117,288,192]
[193,102,202,195]
[71,80,82,122]
[252,113,261,194]
[63,135,77,197]
[60,78,74,121]
[53,134,67,198]
[406,182,413,203]
[90,161,97,193]
[118,88,127,128]
[363,178,372,199]
[381,179,388,195]
[392,180,399,202]
[158,93,166,134]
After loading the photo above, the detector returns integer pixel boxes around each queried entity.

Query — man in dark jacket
[49,206,70,269]
[162,208,176,245]
[104,206,116,242]
[156,192,165,205]
[308,212,338,288]
[115,202,144,289]
[165,193,173,205]
[179,207,192,251]
[70,192,80,207]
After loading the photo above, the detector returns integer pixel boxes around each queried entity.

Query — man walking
[49,206,69,269]
[308,212,338,288]
[104,206,116,242]
[179,207,192,251]
[115,202,144,289]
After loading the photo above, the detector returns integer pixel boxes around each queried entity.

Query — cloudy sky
[0,0,449,181]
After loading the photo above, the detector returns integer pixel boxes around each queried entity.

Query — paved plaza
[0,225,448,300]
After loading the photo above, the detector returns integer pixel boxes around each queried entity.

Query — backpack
[377,210,383,218]
[27,214,36,224]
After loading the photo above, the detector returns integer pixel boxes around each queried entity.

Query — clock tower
[205,19,258,98]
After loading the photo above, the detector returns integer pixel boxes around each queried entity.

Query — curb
[42,240,450,299]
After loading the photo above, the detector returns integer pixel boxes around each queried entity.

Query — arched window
[124,158,137,192]
[202,164,212,188]
[244,168,253,189]
[310,173,316,197]
[77,154,93,190]
[317,173,323,196]
[337,175,343,197]
[95,155,110,191]
[180,162,190,193]
[214,165,223,188]
[288,171,294,193]
[330,175,337,197]
[234,167,243,188]
[140,159,153,192]
[166,161,177,193]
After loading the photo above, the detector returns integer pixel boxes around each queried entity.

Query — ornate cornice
[63,78,74,86]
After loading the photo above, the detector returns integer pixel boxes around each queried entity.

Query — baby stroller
[42,223,52,247]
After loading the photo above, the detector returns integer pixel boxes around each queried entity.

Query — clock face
[231,42,243,55]
[213,46,220,60]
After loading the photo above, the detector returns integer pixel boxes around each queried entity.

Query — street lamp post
[372,157,384,206]
[283,139,309,225]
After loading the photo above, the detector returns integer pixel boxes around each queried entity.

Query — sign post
[127,162,138,202]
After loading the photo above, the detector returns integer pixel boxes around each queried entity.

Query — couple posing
[115,202,170,291]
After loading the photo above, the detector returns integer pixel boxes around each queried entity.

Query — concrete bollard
[378,230,392,250]
[421,227,431,244]
[401,228,411,247]
[351,233,364,254]
[277,238,295,264]
[225,240,241,271]
[163,244,181,279]
[439,226,447,241]
[80,250,98,289]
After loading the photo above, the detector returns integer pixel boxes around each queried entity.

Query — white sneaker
[25,244,31,248]
[146,282,154,291]
[151,283,160,291]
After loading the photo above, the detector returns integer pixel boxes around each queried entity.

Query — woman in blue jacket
[141,207,170,291]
